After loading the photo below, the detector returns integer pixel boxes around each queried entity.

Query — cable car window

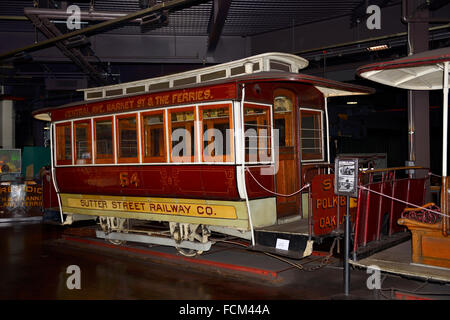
[94,117,114,164]
[244,104,271,162]
[274,93,294,148]
[200,104,233,162]
[200,70,226,82]
[269,60,291,72]
[117,114,138,163]
[86,91,102,99]
[74,120,92,164]
[300,109,323,161]
[55,122,72,165]
[169,108,196,162]
[142,111,166,163]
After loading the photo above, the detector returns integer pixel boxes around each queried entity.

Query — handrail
[302,163,333,184]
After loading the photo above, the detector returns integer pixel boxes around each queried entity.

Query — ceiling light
[347,101,358,105]
[367,44,389,51]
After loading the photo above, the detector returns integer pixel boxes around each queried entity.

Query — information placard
[334,157,359,197]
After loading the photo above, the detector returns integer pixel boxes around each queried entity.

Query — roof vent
[244,62,253,74]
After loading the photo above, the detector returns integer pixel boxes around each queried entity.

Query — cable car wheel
[99,216,128,245]
[169,222,210,257]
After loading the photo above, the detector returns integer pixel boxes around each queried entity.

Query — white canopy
[358,47,450,178]
[357,47,450,90]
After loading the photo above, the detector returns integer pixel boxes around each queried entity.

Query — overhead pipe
[0,15,28,21]
[23,8,144,23]
[25,12,108,85]
[0,0,205,61]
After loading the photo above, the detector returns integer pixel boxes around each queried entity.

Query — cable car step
[249,230,313,260]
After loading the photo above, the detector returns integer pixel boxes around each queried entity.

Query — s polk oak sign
[311,174,356,236]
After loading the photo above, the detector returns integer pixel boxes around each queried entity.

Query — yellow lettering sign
[67,198,236,219]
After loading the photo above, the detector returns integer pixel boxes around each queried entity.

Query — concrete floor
[1,220,449,304]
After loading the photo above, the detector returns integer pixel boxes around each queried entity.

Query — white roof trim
[315,86,371,98]
[34,112,51,122]
[78,52,309,101]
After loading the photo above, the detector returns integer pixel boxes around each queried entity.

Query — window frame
[273,89,295,149]
[199,103,234,163]
[55,121,73,166]
[299,108,324,162]
[73,119,93,165]
[141,110,167,163]
[243,103,273,164]
[168,106,197,163]
[116,113,139,164]
[93,116,115,164]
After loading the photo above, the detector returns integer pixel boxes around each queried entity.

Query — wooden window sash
[141,111,166,163]
[200,104,234,163]
[94,116,115,164]
[74,119,92,165]
[55,122,72,165]
[168,107,196,163]
[300,110,323,161]
[273,88,295,148]
[116,114,139,163]
[244,104,271,162]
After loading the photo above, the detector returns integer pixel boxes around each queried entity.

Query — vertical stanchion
[335,156,358,297]
[344,195,350,296]
[442,61,449,236]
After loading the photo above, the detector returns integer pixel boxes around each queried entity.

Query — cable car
[34,52,374,257]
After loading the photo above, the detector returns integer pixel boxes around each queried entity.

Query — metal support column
[344,195,350,296]
[0,96,14,149]
[403,0,430,186]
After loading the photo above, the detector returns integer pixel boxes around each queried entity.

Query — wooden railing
[302,163,333,185]
[353,166,429,256]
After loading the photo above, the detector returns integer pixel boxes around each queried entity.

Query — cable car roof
[33,64,374,122]
[78,52,309,101]
[357,47,450,90]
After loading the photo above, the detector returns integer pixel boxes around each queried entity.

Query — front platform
[350,240,450,283]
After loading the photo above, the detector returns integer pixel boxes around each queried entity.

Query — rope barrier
[429,172,442,178]
[245,167,310,197]
[358,185,450,219]
[246,165,448,217]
